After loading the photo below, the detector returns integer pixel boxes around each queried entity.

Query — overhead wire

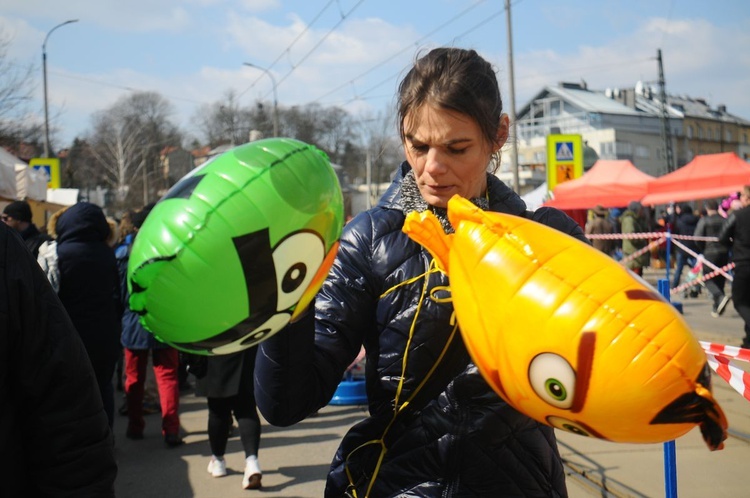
[331,2,509,108]
[254,0,367,101]
[310,0,491,105]
[237,0,338,99]
[42,0,664,135]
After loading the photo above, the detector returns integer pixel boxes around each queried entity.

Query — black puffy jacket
[256,163,585,497]
[0,223,117,496]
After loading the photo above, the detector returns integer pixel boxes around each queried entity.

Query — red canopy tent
[544,159,655,210]
[641,152,750,205]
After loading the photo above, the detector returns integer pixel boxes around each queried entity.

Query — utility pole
[505,0,520,194]
[657,49,675,174]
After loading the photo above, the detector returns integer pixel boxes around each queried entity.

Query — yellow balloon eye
[272,231,325,311]
[547,416,592,437]
[529,353,576,409]
[545,379,567,401]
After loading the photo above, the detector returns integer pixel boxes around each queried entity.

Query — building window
[687,125,693,138]
[616,141,633,156]
[697,127,703,139]
[726,129,733,142]
[635,145,650,159]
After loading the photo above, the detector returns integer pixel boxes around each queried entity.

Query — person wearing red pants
[117,204,183,446]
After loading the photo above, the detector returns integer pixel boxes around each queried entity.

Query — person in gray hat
[2,200,51,258]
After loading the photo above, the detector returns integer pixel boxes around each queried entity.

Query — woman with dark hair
[255,47,584,497]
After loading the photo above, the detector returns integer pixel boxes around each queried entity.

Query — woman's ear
[495,113,510,150]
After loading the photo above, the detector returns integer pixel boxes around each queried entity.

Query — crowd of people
[2,197,265,493]
[583,187,750,343]
[2,45,749,497]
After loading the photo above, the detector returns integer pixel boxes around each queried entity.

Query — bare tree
[0,28,41,149]
[86,91,182,212]
[193,90,256,147]
[354,110,402,185]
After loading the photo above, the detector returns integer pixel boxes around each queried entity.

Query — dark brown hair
[397,47,503,146]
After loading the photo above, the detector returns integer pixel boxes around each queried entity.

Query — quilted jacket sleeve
[255,211,377,426]
[0,224,117,497]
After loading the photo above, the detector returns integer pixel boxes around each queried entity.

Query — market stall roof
[641,152,750,205]
[543,159,655,210]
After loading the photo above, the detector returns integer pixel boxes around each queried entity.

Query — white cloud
[1,1,192,33]
[510,17,750,119]
[4,2,748,147]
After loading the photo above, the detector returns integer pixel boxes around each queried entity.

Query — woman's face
[403,104,507,208]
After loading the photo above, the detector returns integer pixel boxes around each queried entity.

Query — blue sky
[2,0,749,148]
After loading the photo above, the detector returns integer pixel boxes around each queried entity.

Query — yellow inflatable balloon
[403,195,727,450]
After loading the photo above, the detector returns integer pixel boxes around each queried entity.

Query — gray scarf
[400,170,490,234]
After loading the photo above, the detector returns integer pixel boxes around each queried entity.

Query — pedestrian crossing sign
[546,134,583,191]
[30,157,61,189]
[555,142,574,161]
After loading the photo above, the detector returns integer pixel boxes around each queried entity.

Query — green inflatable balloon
[127,138,344,355]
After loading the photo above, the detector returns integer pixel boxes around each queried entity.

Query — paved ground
[113,267,750,497]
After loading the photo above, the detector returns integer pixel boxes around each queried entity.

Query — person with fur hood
[37,202,123,429]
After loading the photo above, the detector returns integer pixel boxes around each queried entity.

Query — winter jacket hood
[54,202,112,245]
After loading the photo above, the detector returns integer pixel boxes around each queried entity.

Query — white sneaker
[207,457,227,478]
[242,458,262,490]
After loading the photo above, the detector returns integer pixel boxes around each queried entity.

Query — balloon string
[346,259,458,497]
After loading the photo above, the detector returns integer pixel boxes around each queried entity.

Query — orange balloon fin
[403,210,452,272]
[447,195,510,236]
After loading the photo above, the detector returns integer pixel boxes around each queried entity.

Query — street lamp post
[243,62,279,137]
[42,19,78,158]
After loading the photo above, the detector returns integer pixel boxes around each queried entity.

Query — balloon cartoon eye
[547,416,592,437]
[528,353,576,409]
[272,231,325,311]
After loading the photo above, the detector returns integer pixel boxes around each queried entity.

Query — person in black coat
[719,185,750,349]
[2,199,52,258]
[194,347,263,490]
[0,221,117,496]
[47,202,123,429]
[694,199,731,316]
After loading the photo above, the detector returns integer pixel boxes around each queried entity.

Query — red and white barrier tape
[618,237,665,266]
[670,262,735,295]
[671,239,733,280]
[586,232,719,242]
[586,232,665,240]
[701,342,750,402]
